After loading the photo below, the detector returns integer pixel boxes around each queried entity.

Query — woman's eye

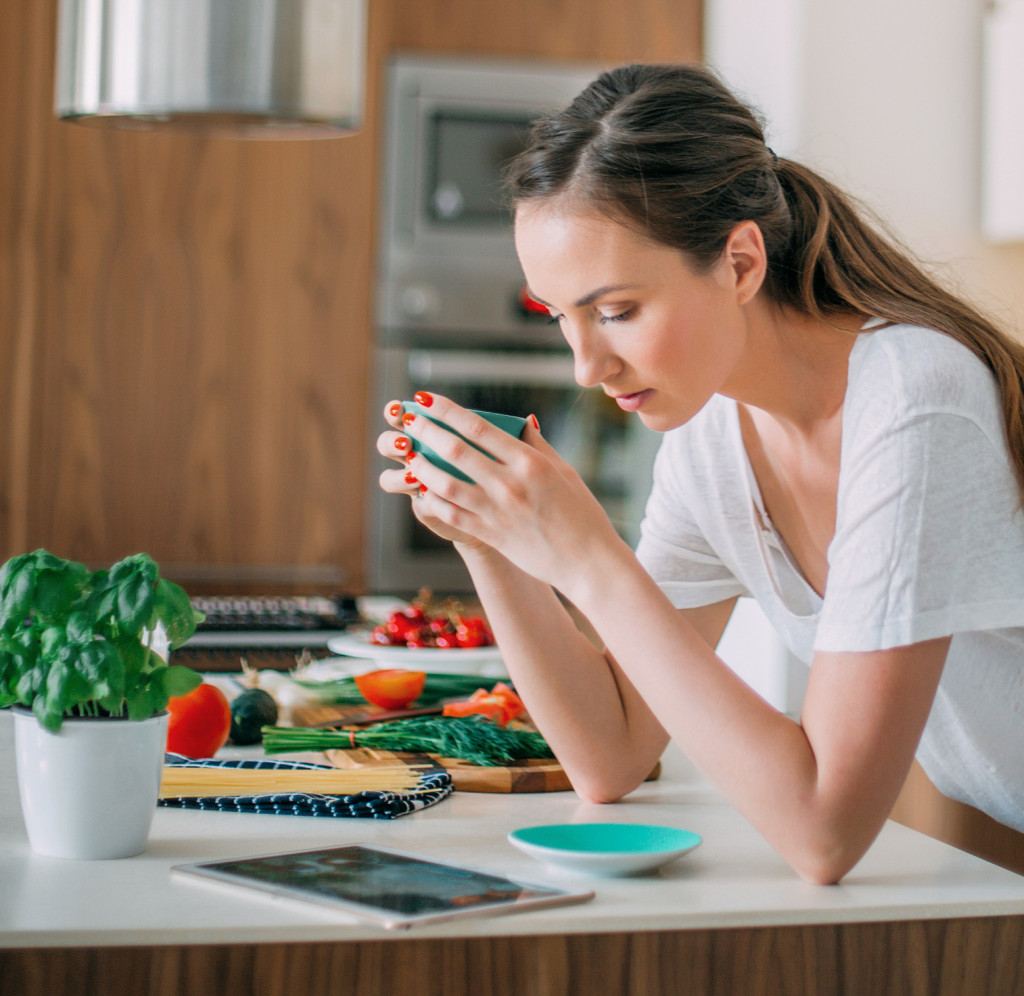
[599,310,632,324]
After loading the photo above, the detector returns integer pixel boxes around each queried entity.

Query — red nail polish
[387,402,402,418]
[413,391,434,407]
[394,436,410,452]
[404,471,418,485]
[529,413,540,430]
[402,412,417,427]
[419,484,428,494]
[405,452,417,462]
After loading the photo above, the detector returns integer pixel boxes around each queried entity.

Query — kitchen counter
[2,709,1024,995]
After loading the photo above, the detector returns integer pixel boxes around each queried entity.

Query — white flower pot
[13,708,168,859]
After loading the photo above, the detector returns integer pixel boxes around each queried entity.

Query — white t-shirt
[635,322,1024,833]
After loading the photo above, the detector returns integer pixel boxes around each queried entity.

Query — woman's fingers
[383,399,406,428]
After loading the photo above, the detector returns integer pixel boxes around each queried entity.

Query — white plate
[326,631,507,676]
[508,823,702,878]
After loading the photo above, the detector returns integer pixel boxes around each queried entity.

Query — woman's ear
[721,221,768,305]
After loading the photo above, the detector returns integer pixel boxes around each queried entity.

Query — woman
[377,63,1024,883]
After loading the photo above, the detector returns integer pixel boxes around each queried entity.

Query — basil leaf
[0,555,36,635]
[150,578,202,650]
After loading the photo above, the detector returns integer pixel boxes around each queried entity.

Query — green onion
[261,715,554,767]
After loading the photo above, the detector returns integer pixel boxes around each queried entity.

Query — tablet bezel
[172,842,594,930]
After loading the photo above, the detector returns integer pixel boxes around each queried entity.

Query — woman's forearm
[456,542,670,798]
[559,540,948,884]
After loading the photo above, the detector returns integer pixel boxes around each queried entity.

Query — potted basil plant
[0,549,203,859]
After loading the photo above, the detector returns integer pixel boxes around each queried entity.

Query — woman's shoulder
[848,322,999,422]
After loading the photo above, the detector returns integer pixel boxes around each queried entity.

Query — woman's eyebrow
[527,284,639,309]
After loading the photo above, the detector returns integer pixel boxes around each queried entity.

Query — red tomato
[354,669,427,710]
[166,683,232,759]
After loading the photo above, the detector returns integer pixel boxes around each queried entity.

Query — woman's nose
[572,336,620,389]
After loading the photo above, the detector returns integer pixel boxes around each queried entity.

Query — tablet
[172,843,594,930]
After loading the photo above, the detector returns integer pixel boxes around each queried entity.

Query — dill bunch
[261,715,554,767]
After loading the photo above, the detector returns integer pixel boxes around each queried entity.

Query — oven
[367,55,660,593]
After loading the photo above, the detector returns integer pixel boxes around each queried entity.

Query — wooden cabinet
[0,0,700,591]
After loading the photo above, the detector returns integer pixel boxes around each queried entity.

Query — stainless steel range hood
[55,0,366,139]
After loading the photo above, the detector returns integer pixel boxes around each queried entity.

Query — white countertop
[3,709,1024,948]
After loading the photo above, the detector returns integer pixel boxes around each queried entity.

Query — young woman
[376,63,1024,883]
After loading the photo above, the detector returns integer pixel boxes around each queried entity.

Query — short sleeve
[635,429,750,609]
[817,406,1024,652]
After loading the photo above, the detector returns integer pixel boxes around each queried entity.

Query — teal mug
[402,401,527,483]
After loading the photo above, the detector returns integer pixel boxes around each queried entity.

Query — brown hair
[506,62,1024,494]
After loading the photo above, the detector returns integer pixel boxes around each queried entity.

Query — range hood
[55,0,366,139]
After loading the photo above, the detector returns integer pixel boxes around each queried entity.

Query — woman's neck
[723,304,865,436]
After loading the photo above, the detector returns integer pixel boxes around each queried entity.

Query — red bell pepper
[442,682,525,727]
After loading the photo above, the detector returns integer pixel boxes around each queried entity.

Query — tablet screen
[174,844,592,928]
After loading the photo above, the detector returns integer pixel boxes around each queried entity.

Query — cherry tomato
[455,615,492,648]
[166,683,232,759]
[354,669,427,710]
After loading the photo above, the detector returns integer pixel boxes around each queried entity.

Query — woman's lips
[613,389,653,412]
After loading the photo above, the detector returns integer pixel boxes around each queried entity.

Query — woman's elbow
[568,768,648,805]
[788,836,871,885]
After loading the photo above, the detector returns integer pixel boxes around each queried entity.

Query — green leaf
[31,558,89,622]
[0,649,19,705]
[64,610,94,644]
[125,671,165,721]
[33,692,64,733]
[161,663,202,699]
[150,578,202,650]
[44,656,92,715]
[76,641,126,712]
[0,554,36,634]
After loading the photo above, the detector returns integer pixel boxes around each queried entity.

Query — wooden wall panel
[0,0,701,591]
[387,0,702,64]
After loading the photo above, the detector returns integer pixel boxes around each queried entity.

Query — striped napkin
[158,753,453,819]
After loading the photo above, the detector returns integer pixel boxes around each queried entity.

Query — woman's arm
[565,540,949,884]
[458,541,738,799]
[381,396,950,883]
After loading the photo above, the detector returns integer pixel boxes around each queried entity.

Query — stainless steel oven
[367,55,660,593]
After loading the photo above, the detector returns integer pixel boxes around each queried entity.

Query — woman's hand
[377,397,487,549]
[381,392,627,594]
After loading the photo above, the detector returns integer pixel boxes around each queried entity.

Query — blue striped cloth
[159,752,453,819]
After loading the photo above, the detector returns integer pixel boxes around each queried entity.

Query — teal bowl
[402,402,527,483]
[508,823,702,878]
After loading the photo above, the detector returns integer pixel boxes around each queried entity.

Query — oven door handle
[408,349,578,387]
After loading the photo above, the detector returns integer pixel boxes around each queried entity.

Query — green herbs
[293,671,490,706]
[0,550,204,732]
[261,715,555,767]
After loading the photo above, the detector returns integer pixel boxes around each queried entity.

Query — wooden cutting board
[326,746,576,793]
[289,704,659,794]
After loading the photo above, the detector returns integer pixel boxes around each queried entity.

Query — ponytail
[772,158,1024,495]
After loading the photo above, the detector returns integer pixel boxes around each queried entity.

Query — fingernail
[405,452,417,462]
[387,402,403,418]
[394,436,411,452]
[402,412,417,427]
[419,484,428,494]
[530,413,540,430]
[413,391,434,408]
[404,471,418,485]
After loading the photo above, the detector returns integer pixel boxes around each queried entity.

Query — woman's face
[514,202,750,432]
